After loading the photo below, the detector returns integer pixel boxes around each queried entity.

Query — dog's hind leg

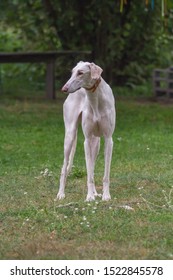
[84,136,100,201]
[91,136,100,197]
[67,131,77,175]
[102,137,113,201]
[91,136,100,163]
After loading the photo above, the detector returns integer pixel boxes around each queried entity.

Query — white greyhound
[57,61,116,201]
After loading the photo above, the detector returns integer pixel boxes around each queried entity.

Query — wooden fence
[0,51,91,99]
[153,67,173,99]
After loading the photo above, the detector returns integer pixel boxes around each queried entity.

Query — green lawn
[0,92,173,260]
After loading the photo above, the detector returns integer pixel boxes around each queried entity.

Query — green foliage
[0,0,173,89]
[0,0,60,51]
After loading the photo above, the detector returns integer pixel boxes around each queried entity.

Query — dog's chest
[82,93,115,137]
[82,108,110,137]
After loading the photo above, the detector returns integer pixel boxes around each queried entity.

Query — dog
[57,61,116,201]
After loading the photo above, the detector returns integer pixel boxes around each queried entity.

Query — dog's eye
[77,71,83,76]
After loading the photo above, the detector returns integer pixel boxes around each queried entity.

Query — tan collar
[85,78,101,93]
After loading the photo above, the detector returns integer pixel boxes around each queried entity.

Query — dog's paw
[102,193,111,201]
[56,192,65,200]
[85,194,95,202]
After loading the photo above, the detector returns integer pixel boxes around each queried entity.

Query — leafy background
[0,0,173,93]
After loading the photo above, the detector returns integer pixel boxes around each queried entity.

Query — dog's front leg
[84,138,96,201]
[57,131,76,199]
[102,137,113,201]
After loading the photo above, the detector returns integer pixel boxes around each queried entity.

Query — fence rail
[0,51,91,99]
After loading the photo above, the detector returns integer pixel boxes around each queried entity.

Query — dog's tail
[67,131,77,175]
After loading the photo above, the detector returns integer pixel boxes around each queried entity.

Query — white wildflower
[120,205,134,211]
[40,168,53,177]
[44,168,49,175]
[48,171,53,177]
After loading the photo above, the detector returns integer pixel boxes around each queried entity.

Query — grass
[0,90,173,260]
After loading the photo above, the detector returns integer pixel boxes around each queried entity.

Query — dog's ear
[89,63,103,79]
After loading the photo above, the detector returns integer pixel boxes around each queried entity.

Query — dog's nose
[61,85,68,92]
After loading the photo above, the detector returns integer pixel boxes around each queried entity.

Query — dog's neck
[85,79,103,122]
[84,78,101,93]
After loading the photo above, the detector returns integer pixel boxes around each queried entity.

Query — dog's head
[61,61,103,94]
